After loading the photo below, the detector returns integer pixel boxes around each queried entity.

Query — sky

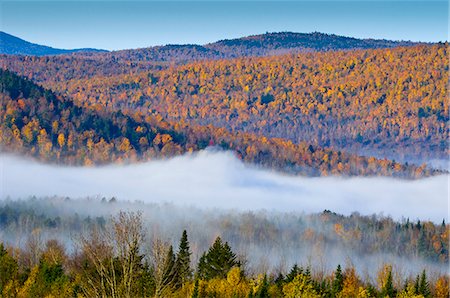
[0,1,448,50]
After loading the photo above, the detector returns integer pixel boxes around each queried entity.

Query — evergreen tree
[286,264,301,282]
[274,272,284,288]
[331,264,344,295]
[196,237,239,280]
[0,243,18,294]
[418,270,431,297]
[255,274,269,298]
[417,229,428,258]
[366,284,378,297]
[160,245,177,294]
[381,269,396,297]
[414,275,420,294]
[191,279,199,298]
[175,230,192,289]
[304,266,311,283]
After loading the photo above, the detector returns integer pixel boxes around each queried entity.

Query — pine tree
[191,279,199,298]
[255,274,269,298]
[417,229,428,258]
[304,266,311,283]
[196,253,207,279]
[286,264,301,282]
[418,270,431,297]
[381,269,396,297]
[196,237,239,280]
[414,275,420,294]
[275,272,284,288]
[159,245,177,295]
[175,230,192,289]
[331,264,344,295]
[0,243,18,294]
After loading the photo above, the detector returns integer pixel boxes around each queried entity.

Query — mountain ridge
[0,31,108,56]
[0,68,439,178]
[1,31,421,58]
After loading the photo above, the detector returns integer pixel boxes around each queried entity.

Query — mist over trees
[0,197,447,272]
[0,209,448,297]
[0,29,448,298]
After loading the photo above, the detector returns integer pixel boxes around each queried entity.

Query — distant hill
[0,31,419,61]
[0,68,436,178]
[0,31,108,56]
[205,31,419,57]
[104,32,420,62]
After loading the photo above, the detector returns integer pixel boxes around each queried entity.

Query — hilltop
[0,31,108,56]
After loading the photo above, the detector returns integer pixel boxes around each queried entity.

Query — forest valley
[0,32,449,298]
[0,44,449,178]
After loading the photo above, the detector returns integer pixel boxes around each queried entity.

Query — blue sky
[1,1,448,51]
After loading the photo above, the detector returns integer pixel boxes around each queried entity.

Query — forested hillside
[0,69,438,177]
[0,31,420,82]
[0,34,447,176]
[14,44,446,163]
[206,32,418,57]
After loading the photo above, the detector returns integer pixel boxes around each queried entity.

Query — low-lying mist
[0,197,448,279]
[0,150,448,222]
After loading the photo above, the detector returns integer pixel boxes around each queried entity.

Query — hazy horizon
[1,1,447,51]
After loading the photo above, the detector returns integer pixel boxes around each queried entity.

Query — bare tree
[78,211,144,298]
[150,237,177,297]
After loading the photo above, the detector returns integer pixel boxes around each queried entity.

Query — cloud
[0,150,448,222]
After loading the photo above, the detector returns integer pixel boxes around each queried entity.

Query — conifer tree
[286,264,301,282]
[414,274,420,294]
[331,264,344,295]
[175,230,192,289]
[275,272,284,288]
[255,274,269,298]
[418,270,431,297]
[157,245,177,296]
[381,269,396,297]
[196,237,238,280]
[0,243,18,294]
[191,279,199,298]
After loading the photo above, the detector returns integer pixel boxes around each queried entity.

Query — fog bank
[0,150,448,222]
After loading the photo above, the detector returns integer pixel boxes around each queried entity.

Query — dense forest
[0,69,441,177]
[50,44,448,163]
[0,30,449,298]
[205,32,419,57]
[1,43,447,165]
[0,202,448,298]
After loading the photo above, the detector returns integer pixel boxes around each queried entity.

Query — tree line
[0,211,448,297]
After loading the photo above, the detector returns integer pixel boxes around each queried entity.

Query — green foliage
[0,216,448,298]
[418,270,431,297]
[254,274,269,297]
[381,269,396,297]
[28,260,70,297]
[0,243,18,294]
[161,245,177,293]
[197,236,239,280]
[331,264,343,295]
[191,278,199,298]
[174,230,192,288]
[286,264,302,283]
